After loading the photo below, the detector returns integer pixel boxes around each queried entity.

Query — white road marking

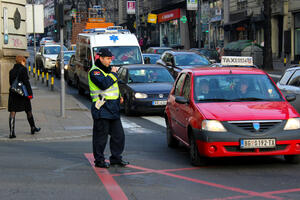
[141,116,166,128]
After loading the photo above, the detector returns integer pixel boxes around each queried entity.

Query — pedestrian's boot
[27,116,41,135]
[9,117,16,139]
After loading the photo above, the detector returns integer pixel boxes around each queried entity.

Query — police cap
[97,48,113,57]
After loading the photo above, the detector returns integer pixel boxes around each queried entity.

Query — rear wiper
[232,97,266,101]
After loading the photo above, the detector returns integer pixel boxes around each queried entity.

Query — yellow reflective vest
[88,65,119,102]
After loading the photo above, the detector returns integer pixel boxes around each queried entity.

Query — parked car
[143,53,160,64]
[276,65,300,112]
[40,37,55,46]
[64,55,76,86]
[156,50,210,78]
[117,64,174,115]
[35,44,68,71]
[190,48,220,63]
[54,50,75,78]
[146,47,173,54]
[165,67,300,166]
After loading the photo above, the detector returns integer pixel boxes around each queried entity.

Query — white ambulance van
[74,26,143,95]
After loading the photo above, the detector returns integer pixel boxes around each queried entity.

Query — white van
[74,26,143,95]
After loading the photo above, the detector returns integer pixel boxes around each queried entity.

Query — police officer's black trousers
[93,118,125,163]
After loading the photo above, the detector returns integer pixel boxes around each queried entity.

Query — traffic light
[55,0,64,28]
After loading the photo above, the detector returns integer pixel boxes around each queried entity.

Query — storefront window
[160,19,180,47]
[295,13,300,56]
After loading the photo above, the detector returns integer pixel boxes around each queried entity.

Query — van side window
[79,45,87,63]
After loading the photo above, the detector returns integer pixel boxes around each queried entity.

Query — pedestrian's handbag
[9,70,27,96]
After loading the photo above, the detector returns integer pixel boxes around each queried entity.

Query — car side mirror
[286,95,296,102]
[175,96,189,104]
[144,57,150,64]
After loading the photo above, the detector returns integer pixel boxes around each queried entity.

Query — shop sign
[147,13,157,24]
[127,1,135,14]
[236,26,246,31]
[187,0,197,10]
[180,16,187,23]
[158,9,180,23]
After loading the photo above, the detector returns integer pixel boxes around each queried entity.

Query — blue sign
[110,35,119,43]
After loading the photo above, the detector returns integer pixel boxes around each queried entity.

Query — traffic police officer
[88,48,129,168]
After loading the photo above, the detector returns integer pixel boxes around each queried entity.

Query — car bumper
[192,127,300,157]
[45,60,56,69]
[129,99,167,113]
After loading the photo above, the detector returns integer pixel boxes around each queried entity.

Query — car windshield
[143,54,160,64]
[128,68,174,83]
[175,53,210,66]
[199,49,219,59]
[93,46,143,65]
[63,52,74,61]
[194,74,283,102]
[45,46,67,54]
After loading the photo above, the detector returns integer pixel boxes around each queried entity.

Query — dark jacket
[8,64,33,112]
[90,59,120,119]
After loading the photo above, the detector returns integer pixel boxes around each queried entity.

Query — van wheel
[166,119,178,148]
[284,155,300,164]
[189,134,207,166]
[124,97,132,116]
[76,78,85,95]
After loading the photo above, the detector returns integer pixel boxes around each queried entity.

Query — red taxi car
[164,67,300,165]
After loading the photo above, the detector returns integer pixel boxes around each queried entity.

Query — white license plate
[152,100,167,106]
[240,138,276,149]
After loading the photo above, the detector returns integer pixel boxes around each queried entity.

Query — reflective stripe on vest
[88,65,119,102]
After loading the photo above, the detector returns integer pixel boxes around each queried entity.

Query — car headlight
[284,118,300,130]
[134,92,148,99]
[64,65,68,70]
[202,120,227,132]
[45,58,50,62]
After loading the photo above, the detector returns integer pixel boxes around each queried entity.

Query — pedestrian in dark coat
[8,55,41,138]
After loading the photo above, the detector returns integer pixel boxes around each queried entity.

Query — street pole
[197,0,202,48]
[32,2,37,75]
[59,0,65,118]
[135,0,140,38]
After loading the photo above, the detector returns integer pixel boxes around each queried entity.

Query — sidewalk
[0,77,93,141]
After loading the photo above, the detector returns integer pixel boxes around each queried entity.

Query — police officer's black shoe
[95,161,110,168]
[110,160,129,167]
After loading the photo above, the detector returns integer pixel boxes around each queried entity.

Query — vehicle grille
[228,120,282,133]
[147,93,169,98]
[225,144,288,153]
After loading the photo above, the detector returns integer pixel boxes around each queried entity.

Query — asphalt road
[6,46,299,199]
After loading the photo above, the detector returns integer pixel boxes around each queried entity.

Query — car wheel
[284,155,300,164]
[189,134,207,166]
[166,119,179,148]
[124,97,132,116]
[76,78,85,95]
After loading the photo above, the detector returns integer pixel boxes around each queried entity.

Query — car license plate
[240,138,276,149]
[152,100,167,106]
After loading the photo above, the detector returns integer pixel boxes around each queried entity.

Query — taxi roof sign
[221,56,253,66]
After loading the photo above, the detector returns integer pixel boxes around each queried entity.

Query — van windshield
[93,46,143,65]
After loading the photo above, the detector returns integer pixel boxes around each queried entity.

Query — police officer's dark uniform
[88,48,129,168]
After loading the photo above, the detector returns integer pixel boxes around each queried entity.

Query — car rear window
[175,53,210,66]
[128,68,174,83]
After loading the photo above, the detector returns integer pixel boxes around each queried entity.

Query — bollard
[46,72,49,86]
[284,57,287,67]
[51,71,54,91]
[37,69,40,81]
[28,64,31,75]
[42,71,44,83]
[33,66,36,78]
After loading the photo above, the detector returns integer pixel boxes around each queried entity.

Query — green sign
[180,16,187,23]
